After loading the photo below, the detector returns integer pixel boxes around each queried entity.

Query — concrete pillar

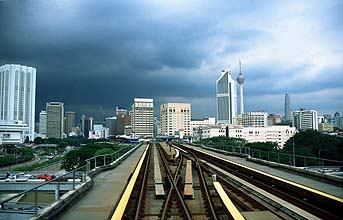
[55,181,60,200]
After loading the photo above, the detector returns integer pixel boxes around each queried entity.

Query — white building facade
[0,64,36,141]
[193,125,226,141]
[89,124,109,139]
[191,117,216,128]
[160,103,191,138]
[292,109,318,130]
[0,120,29,144]
[131,98,154,138]
[216,70,237,124]
[193,125,296,148]
[228,126,296,148]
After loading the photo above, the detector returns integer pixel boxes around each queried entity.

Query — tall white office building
[0,64,36,141]
[131,98,154,138]
[216,69,237,124]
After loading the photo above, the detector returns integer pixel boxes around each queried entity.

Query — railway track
[174,143,343,220]
[111,142,343,220]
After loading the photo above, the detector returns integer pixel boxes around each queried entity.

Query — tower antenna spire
[239,60,242,75]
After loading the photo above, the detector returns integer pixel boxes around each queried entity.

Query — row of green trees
[282,130,343,161]
[33,136,109,147]
[0,145,34,167]
[61,142,128,171]
[197,130,343,162]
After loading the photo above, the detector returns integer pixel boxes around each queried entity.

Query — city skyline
[0,1,342,120]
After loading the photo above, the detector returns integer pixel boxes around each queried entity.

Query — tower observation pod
[236,61,245,114]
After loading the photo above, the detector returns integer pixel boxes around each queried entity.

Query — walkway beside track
[184,144,343,198]
[57,144,146,220]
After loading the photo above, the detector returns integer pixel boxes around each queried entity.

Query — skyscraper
[160,103,191,137]
[236,61,245,114]
[106,116,117,136]
[81,116,94,138]
[39,110,47,137]
[216,69,237,124]
[0,64,36,140]
[46,102,64,138]
[284,92,292,121]
[65,111,75,136]
[131,98,154,138]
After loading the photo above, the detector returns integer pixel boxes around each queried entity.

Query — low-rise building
[192,125,226,141]
[267,114,282,126]
[228,126,296,148]
[0,120,29,144]
[89,124,109,139]
[318,123,334,132]
[190,117,215,135]
[192,124,295,148]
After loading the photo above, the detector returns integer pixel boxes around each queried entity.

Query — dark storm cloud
[0,0,342,120]
[0,0,214,118]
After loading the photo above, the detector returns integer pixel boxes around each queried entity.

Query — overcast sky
[0,0,342,121]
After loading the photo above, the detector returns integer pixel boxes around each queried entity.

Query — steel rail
[185,148,218,220]
[134,143,152,219]
[157,143,192,220]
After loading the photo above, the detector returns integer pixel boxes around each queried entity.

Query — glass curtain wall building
[216,70,237,124]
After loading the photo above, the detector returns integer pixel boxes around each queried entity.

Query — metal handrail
[201,144,343,166]
[0,145,134,210]
[0,164,87,207]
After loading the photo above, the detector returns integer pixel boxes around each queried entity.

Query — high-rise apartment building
[160,103,191,137]
[284,92,292,122]
[242,111,268,127]
[65,111,75,136]
[131,98,154,138]
[216,69,237,124]
[46,102,64,138]
[292,109,318,130]
[39,110,47,137]
[0,64,36,140]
